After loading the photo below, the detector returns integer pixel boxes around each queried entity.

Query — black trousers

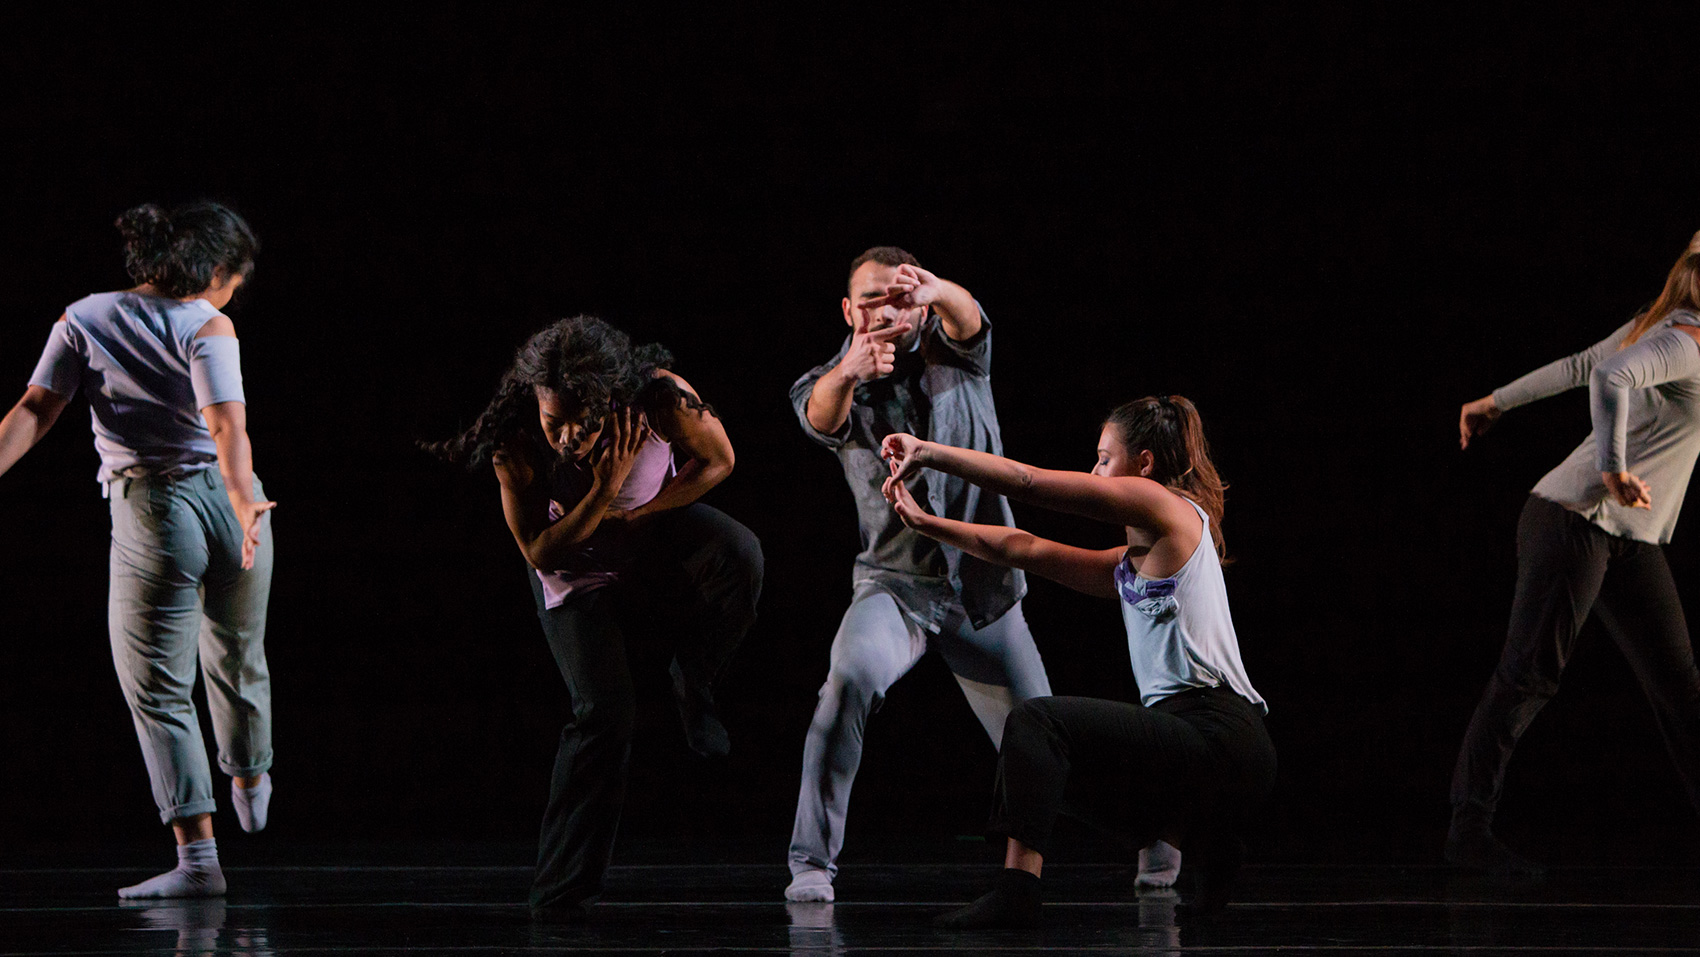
[988,688,1276,858]
[527,504,763,910]
[1450,495,1700,822]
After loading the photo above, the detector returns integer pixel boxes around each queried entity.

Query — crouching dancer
[428,316,762,921]
[880,395,1276,926]
[0,202,275,898]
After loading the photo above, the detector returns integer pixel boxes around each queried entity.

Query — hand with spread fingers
[858,263,943,314]
[881,471,935,531]
[592,405,648,493]
[838,309,914,384]
[1603,470,1653,509]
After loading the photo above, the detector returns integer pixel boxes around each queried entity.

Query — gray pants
[788,582,1051,877]
[108,469,274,824]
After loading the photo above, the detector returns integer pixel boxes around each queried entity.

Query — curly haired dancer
[429,316,762,921]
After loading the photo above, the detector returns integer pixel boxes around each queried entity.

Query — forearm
[211,426,259,509]
[1494,321,1633,411]
[0,387,67,479]
[933,281,981,340]
[633,458,731,516]
[805,367,856,435]
[527,484,621,567]
[919,442,1036,499]
[915,511,1033,568]
[0,404,47,478]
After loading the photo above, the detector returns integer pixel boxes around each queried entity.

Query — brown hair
[847,245,920,292]
[1622,231,1700,348]
[1105,395,1230,562]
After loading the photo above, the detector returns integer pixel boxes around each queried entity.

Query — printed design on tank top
[1114,558,1180,623]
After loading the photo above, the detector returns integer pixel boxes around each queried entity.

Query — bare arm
[0,386,69,479]
[885,479,1119,597]
[862,264,982,341]
[805,315,913,435]
[883,434,1190,535]
[622,371,732,518]
[201,400,276,569]
[493,408,646,570]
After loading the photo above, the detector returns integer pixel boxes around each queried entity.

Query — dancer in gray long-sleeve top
[1449,230,1700,872]
[782,247,1053,902]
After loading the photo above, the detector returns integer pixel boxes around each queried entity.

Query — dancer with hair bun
[429,316,762,921]
[879,396,1275,927]
[0,202,274,898]
[1448,230,1700,873]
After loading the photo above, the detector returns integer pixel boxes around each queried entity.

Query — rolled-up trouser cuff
[219,752,273,778]
[160,798,219,826]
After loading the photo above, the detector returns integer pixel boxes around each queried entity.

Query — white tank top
[1115,498,1266,713]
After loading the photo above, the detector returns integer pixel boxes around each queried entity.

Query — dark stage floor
[5,843,1700,955]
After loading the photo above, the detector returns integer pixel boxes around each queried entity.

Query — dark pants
[988,688,1276,857]
[1450,495,1700,823]
[528,504,763,910]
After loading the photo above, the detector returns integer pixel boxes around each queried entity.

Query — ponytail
[1105,395,1229,562]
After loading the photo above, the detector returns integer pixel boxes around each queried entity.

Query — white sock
[232,773,272,833]
[785,867,834,902]
[1136,840,1182,888]
[117,839,227,899]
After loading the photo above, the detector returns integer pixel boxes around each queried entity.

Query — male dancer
[783,247,1053,902]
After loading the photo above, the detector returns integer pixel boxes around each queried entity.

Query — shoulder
[492,437,546,490]
[195,313,237,339]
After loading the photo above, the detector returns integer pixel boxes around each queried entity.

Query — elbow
[1592,364,1635,392]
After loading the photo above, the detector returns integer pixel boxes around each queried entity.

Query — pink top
[536,428,675,608]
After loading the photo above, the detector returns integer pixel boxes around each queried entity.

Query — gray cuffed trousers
[108,469,274,825]
[788,581,1051,878]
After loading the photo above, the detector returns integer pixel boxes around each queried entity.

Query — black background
[4,6,1700,866]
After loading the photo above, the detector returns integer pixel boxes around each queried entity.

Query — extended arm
[622,371,733,518]
[885,479,1119,597]
[883,434,1187,534]
[1461,319,1637,449]
[0,386,68,478]
[1492,320,1637,411]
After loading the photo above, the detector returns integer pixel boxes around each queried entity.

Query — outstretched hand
[858,263,943,313]
[237,500,276,570]
[1459,395,1500,450]
[1603,470,1653,509]
[882,473,934,532]
[880,433,929,482]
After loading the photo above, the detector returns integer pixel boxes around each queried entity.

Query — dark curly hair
[427,315,715,470]
[116,202,258,299]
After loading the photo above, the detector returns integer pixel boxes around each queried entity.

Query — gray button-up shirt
[790,307,1026,630]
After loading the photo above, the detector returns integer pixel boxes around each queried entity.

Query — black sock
[934,868,1043,929]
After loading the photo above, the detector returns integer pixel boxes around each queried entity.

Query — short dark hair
[116,201,259,299]
[847,246,920,292]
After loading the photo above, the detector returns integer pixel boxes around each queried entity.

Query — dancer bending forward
[430,316,762,921]
[1449,231,1700,872]
[0,202,275,898]
[881,395,1276,926]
